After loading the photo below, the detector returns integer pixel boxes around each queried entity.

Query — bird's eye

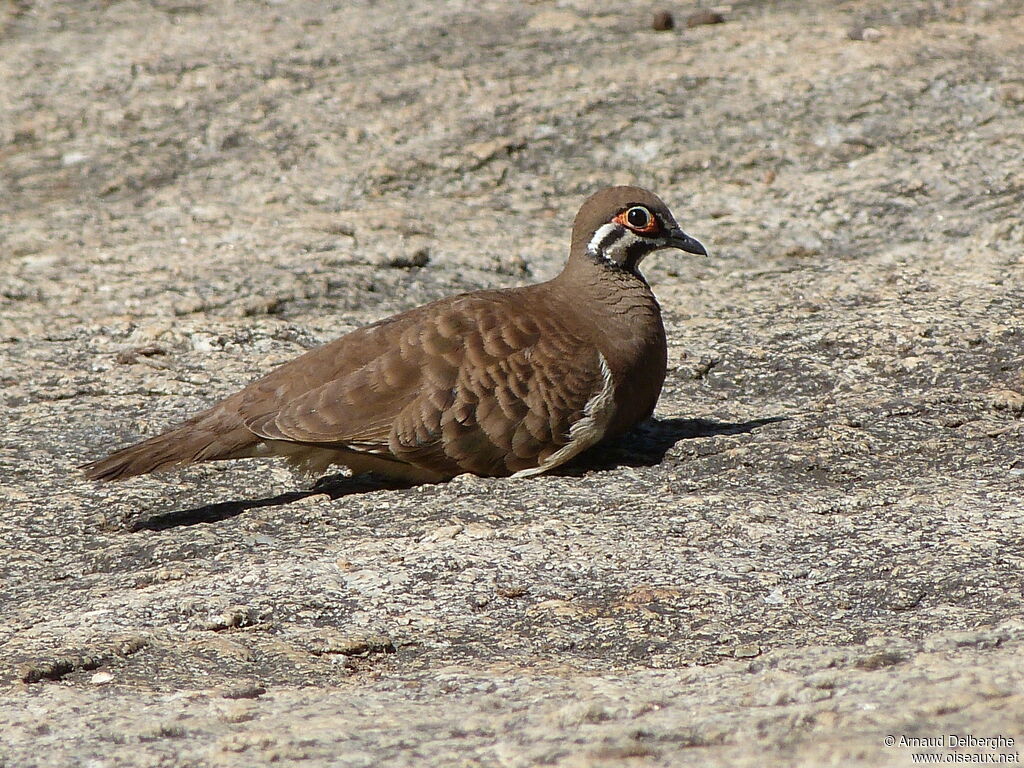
[626,206,653,230]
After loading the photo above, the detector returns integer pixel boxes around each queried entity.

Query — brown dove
[82,186,707,484]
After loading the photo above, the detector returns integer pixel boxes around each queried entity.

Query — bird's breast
[591,291,667,437]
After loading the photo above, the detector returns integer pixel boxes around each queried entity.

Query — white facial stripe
[602,230,641,265]
[587,223,620,256]
[587,223,645,265]
[588,221,670,270]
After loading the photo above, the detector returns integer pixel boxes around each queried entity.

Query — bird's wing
[243,292,607,477]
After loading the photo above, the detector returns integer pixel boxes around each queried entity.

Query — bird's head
[570,186,707,275]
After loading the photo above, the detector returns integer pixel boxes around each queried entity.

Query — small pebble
[19,658,76,684]
[468,594,491,610]
[651,10,674,31]
[115,344,167,365]
[847,26,883,42]
[687,9,725,28]
[990,389,1024,414]
[733,643,761,658]
[997,82,1024,105]
[312,634,395,656]
[90,671,113,685]
[201,606,255,632]
[61,152,90,167]
[387,247,430,269]
[219,681,267,700]
[855,650,905,670]
[496,585,529,599]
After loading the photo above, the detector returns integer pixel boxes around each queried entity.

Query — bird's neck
[550,248,668,436]
[557,246,657,299]
[551,251,664,347]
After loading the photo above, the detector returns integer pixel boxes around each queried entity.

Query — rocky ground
[2,0,1024,765]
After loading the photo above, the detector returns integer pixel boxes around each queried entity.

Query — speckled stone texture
[2,1,1023,766]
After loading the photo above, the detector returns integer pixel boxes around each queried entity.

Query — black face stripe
[586,212,671,275]
[622,240,651,272]
[596,225,625,255]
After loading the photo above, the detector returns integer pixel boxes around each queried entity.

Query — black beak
[667,229,708,256]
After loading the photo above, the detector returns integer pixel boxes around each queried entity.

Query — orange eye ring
[614,206,660,235]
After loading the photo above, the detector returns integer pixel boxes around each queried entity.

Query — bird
[82,186,707,484]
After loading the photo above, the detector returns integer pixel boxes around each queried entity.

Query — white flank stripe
[513,353,617,477]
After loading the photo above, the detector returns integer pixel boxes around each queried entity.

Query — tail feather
[81,409,258,482]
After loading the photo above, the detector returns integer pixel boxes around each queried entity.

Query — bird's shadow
[564,415,786,474]
[126,415,785,532]
[125,474,411,532]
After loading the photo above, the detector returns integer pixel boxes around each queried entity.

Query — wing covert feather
[245,292,607,477]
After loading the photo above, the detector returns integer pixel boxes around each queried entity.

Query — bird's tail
[80,408,258,482]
